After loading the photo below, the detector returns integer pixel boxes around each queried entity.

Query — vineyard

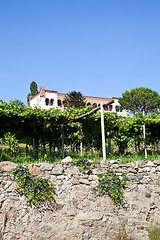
[1,99,160,164]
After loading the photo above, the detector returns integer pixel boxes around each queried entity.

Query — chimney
[40,86,45,97]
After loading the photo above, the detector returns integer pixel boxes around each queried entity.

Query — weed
[113,224,138,240]
[72,158,92,171]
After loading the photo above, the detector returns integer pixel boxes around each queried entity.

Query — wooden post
[33,138,35,158]
[100,101,106,162]
[107,132,111,154]
[62,125,64,159]
[80,129,83,156]
[143,109,147,159]
[62,105,65,159]
[80,141,83,156]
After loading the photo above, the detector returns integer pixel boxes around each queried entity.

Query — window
[109,105,112,111]
[58,99,61,106]
[92,103,97,108]
[103,104,108,110]
[45,98,49,106]
[50,99,54,106]
[116,106,120,112]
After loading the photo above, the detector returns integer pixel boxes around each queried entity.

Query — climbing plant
[11,165,55,206]
[96,169,129,205]
[1,99,160,157]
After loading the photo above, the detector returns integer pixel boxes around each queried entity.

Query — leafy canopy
[119,87,160,115]
[11,99,25,107]
[63,91,86,109]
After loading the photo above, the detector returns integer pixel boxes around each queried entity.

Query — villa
[29,87,127,116]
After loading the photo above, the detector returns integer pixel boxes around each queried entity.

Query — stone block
[78,211,103,221]
[72,179,80,185]
[61,156,72,163]
[136,226,145,230]
[0,162,18,172]
[41,225,52,233]
[28,165,40,175]
[52,164,64,175]
[79,179,90,185]
[36,163,53,171]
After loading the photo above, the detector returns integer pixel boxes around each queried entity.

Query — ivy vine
[96,169,129,205]
[11,165,55,206]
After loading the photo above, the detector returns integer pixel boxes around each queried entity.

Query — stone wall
[0,159,160,240]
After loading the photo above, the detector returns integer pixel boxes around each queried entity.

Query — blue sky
[1,0,160,105]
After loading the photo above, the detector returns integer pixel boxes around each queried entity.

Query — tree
[118,87,160,115]
[27,81,38,106]
[30,81,38,96]
[119,87,160,158]
[63,91,86,108]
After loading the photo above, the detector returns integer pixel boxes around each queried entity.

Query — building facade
[29,87,127,116]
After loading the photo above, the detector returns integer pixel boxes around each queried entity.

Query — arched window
[109,105,112,111]
[87,102,91,106]
[92,103,97,108]
[103,104,108,110]
[50,99,54,106]
[45,98,49,106]
[115,105,120,112]
[58,99,61,106]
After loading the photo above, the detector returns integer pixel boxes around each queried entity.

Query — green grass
[0,145,104,164]
[107,150,160,163]
[0,146,160,165]
[149,223,160,240]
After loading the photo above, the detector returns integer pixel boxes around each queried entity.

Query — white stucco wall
[30,92,58,109]
[106,99,127,116]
